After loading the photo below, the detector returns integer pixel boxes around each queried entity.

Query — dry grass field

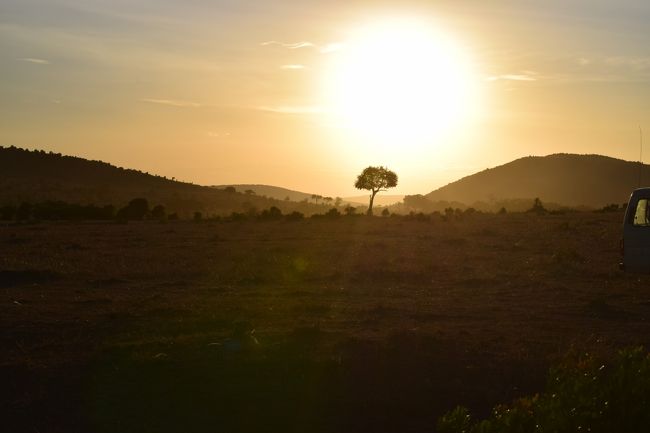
[2,211,650,432]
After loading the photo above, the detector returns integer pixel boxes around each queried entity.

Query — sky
[1,0,649,196]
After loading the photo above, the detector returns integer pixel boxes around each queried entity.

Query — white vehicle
[621,188,650,272]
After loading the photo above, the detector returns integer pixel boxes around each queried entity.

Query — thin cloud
[261,40,343,54]
[256,105,324,115]
[564,56,650,82]
[281,64,306,70]
[207,131,231,138]
[140,98,201,108]
[486,74,537,82]
[17,57,50,65]
[260,41,315,49]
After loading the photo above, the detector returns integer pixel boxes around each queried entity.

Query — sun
[323,18,480,153]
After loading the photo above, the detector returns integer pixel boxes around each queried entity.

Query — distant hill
[0,146,327,216]
[213,184,321,202]
[215,184,375,207]
[417,153,648,211]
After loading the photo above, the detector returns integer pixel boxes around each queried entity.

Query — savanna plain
[2,211,649,433]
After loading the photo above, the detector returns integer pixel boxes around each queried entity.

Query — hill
[0,146,327,216]
[213,184,325,203]
[215,184,384,207]
[412,153,648,211]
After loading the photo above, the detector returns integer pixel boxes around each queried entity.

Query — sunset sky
[1,0,649,196]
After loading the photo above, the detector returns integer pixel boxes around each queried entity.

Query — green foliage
[437,347,650,433]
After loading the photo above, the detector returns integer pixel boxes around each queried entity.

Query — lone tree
[354,166,398,215]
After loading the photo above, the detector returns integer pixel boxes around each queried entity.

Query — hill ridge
[422,152,647,209]
[0,146,327,216]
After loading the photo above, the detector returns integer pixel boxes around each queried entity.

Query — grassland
[2,211,650,432]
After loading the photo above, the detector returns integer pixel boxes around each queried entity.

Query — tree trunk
[367,190,377,215]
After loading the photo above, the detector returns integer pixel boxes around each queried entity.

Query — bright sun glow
[324,18,481,152]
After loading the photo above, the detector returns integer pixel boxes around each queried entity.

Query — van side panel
[623,190,650,272]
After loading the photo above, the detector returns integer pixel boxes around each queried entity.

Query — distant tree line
[1,201,116,221]
[0,195,627,224]
[0,198,175,222]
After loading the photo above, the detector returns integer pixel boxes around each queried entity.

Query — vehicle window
[633,199,650,226]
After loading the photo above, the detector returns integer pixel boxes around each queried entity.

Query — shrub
[325,208,341,218]
[229,212,247,222]
[437,347,650,433]
[597,203,620,213]
[151,204,166,220]
[116,198,149,220]
[259,206,282,221]
[285,211,304,221]
[527,197,547,215]
[16,202,32,221]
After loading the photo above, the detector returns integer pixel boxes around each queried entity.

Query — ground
[1,212,649,433]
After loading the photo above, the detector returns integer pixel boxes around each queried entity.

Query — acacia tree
[354,166,398,215]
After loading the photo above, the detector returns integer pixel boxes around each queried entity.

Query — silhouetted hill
[0,146,327,216]
[213,184,321,202]
[421,153,647,211]
[215,184,373,207]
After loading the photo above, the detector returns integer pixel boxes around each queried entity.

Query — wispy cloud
[261,40,343,54]
[486,74,537,82]
[256,105,324,115]
[260,41,315,49]
[563,55,650,82]
[17,57,50,65]
[140,98,201,108]
[281,64,306,70]
[207,131,231,138]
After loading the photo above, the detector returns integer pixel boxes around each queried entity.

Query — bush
[151,204,166,220]
[229,212,247,222]
[527,197,547,215]
[597,203,620,213]
[259,206,282,221]
[437,347,650,433]
[325,208,341,218]
[117,198,149,221]
[285,211,304,221]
